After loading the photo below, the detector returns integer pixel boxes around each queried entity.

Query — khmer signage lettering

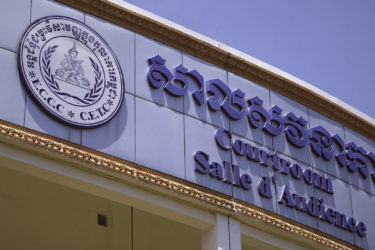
[147,54,374,237]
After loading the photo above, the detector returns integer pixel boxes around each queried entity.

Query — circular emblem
[18,16,124,128]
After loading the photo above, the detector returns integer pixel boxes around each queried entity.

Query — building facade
[0,0,374,249]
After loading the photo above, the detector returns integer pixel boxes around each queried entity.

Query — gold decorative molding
[0,120,358,250]
[57,0,375,143]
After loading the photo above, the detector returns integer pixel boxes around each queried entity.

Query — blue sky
[124,0,375,119]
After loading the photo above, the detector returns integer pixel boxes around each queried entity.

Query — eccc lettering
[79,103,111,121]
[147,55,372,237]
[30,78,112,122]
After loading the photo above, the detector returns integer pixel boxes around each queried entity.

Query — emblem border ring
[17,15,125,128]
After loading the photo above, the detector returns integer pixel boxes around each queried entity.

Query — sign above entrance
[18,16,124,128]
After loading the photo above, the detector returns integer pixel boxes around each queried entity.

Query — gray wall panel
[274,154,317,229]
[31,0,84,22]
[229,73,272,148]
[135,97,185,179]
[0,49,26,126]
[24,95,81,144]
[345,128,375,195]
[85,14,135,95]
[270,91,312,165]
[0,0,30,52]
[316,170,355,244]
[351,187,375,249]
[231,135,276,213]
[184,115,232,196]
[183,53,229,129]
[309,109,348,182]
[82,93,135,162]
[135,34,183,112]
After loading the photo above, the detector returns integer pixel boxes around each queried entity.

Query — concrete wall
[0,166,201,250]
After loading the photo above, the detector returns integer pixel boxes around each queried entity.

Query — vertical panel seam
[134,33,137,163]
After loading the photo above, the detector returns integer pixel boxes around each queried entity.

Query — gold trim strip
[56,0,375,142]
[0,120,358,250]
